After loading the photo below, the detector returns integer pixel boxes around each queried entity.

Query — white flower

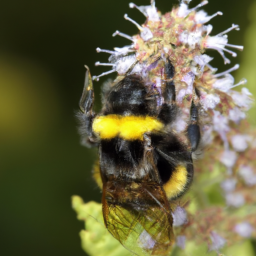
[176,236,186,249]
[225,193,245,207]
[176,89,187,104]
[231,134,250,152]
[209,232,226,251]
[177,72,195,103]
[172,118,188,132]
[221,178,237,192]
[206,35,227,48]
[179,29,203,48]
[213,111,230,139]
[231,87,253,109]
[229,107,246,123]
[138,230,156,249]
[181,72,195,89]
[195,10,209,23]
[205,35,230,64]
[172,207,187,227]
[204,24,243,64]
[220,150,237,168]
[234,222,253,238]
[155,77,161,88]
[177,2,191,17]
[200,125,213,145]
[178,0,207,18]
[140,27,153,41]
[194,54,213,72]
[200,93,220,110]
[239,165,256,186]
[204,24,213,35]
[114,45,134,55]
[129,3,160,22]
[213,74,235,92]
[145,6,160,22]
[195,10,223,24]
[115,55,140,74]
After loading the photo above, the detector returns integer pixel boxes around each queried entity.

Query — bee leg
[158,59,177,124]
[78,66,98,146]
[164,58,176,103]
[187,101,200,151]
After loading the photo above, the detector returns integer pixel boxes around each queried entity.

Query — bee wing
[102,182,174,256]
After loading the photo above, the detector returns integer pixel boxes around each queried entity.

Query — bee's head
[104,75,159,116]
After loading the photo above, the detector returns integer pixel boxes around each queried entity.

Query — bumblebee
[77,60,200,256]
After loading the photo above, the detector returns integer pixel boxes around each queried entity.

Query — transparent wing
[103,182,174,256]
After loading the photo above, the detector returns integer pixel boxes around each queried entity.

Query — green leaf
[72,196,131,256]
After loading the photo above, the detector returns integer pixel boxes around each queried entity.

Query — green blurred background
[0,0,255,255]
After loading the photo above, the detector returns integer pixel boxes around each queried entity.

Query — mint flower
[73,0,256,255]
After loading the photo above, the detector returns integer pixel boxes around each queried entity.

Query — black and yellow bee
[77,60,200,255]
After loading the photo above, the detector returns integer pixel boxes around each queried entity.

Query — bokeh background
[0,0,255,255]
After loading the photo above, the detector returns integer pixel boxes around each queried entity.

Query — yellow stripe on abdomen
[163,165,188,200]
[92,115,164,140]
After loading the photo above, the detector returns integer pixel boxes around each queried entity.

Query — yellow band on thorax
[92,115,164,140]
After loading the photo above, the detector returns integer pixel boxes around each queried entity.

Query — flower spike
[77,1,255,255]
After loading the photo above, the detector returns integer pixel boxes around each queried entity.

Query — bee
[77,59,200,255]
